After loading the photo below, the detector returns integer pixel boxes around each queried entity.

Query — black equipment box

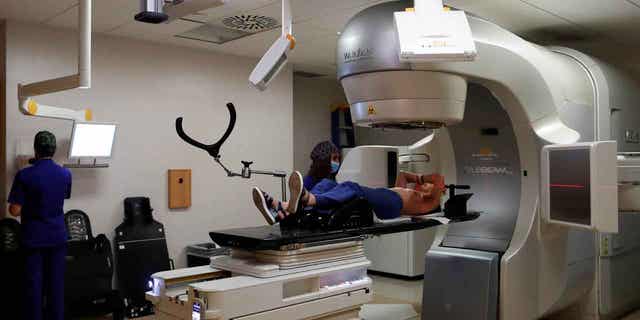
[114,197,171,318]
[0,219,23,319]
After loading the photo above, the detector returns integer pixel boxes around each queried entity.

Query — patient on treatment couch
[252,170,446,225]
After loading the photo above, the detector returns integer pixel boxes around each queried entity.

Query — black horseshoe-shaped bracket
[175,103,237,159]
[175,102,288,200]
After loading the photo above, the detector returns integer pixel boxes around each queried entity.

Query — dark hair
[307,141,340,182]
[307,158,333,182]
[34,131,57,158]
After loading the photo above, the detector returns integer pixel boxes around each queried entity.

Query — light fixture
[18,0,93,121]
[249,0,294,91]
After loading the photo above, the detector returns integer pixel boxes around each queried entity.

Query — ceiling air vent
[222,15,279,32]
[176,14,280,45]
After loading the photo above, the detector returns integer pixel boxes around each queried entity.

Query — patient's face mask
[331,161,340,174]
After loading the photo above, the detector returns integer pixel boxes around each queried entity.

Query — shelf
[64,163,109,169]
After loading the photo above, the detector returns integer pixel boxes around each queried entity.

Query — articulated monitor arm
[18,0,93,122]
[175,102,288,199]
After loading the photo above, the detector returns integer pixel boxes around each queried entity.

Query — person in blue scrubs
[8,131,71,320]
[304,141,341,193]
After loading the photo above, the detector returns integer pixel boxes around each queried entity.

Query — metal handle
[445,184,471,197]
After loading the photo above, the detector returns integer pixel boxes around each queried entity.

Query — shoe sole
[287,171,304,215]
[253,187,276,225]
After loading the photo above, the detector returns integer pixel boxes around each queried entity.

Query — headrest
[0,219,21,254]
[65,210,93,241]
[124,197,154,224]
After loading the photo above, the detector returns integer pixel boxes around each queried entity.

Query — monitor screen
[69,122,117,158]
[548,148,591,226]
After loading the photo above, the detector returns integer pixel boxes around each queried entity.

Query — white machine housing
[541,141,618,233]
[394,1,477,62]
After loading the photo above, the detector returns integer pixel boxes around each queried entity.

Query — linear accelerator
[146,1,640,319]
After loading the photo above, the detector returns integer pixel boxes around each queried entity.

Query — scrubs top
[8,159,71,248]
[303,175,319,190]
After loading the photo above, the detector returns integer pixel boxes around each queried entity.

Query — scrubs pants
[24,244,67,320]
[311,180,403,219]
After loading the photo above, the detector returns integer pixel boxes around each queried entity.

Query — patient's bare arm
[395,171,422,188]
[393,184,444,216]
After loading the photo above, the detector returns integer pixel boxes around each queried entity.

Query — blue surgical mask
[331,161,340,174]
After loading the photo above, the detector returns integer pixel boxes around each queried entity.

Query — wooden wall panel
[168,169,192,209]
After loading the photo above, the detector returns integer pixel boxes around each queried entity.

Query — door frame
[1,20,6,212]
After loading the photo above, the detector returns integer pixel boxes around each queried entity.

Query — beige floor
[84,273,640,319]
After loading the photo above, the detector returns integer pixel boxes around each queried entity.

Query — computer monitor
[68,121,117,159]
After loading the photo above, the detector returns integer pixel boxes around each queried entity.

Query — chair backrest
[65,210,93,241]
[124,197,154,225]
[0,218,21,254]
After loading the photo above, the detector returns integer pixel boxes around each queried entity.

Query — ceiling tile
[521,0,640,42]
[1,0,77,23]
[45,0,139,33]
[444,0,577,34]
[195,0,277,20]
[108,19,203,40]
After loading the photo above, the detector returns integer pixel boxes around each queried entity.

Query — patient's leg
[253,187,287,225]
[287,171,360,214]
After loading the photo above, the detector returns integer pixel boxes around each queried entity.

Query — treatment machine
[146,1,640,319]
[336,1,640,319]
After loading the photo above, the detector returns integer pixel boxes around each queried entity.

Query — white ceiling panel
[46,0,139,33]
[197,0,277,19]
[1,0,77,23]
[444,0,578,34]
[520,0,640,42]
[302,1,388,34]
[290,0,385,22]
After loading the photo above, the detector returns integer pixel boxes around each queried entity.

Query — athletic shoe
[287,171,307,215]
[252,187,277,225]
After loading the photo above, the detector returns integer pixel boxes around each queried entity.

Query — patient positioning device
[147,210,478,320]
[165,98,480,319]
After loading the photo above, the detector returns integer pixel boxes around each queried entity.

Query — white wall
[292,76,346,172]
[5,22,293,267]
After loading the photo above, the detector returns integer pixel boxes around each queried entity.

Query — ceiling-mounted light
[18,0,93,121]
[249,0,295,91]
[135,0,169,24]
[135,0,226,24]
